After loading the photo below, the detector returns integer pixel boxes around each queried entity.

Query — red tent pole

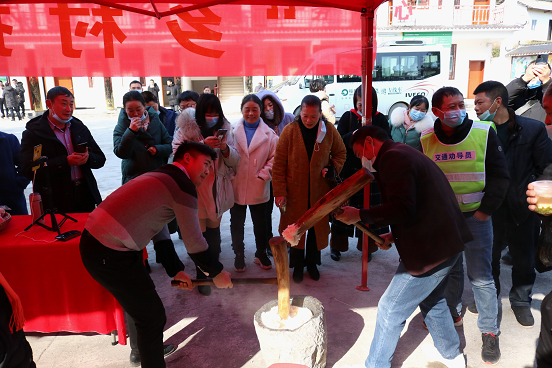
[357,5,375,292]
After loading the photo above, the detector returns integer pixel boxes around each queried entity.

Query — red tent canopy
[0,1,385,76]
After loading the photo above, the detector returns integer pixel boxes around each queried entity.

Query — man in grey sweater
[79,141,232,368]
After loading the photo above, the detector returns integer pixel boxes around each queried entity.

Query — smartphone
[55,230,82,241]
[536,54,549,65]
[216,129,228,138]
[75,142,87,153]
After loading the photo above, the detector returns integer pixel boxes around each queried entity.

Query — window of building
[531,19,537,31]
[372,51,440,81]
[449,44,457,80]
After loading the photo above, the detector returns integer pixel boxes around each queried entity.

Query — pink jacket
[232,118,278,205]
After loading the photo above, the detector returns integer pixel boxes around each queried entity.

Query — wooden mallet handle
[171,278,278,287]
[270,236,290,320]
[333,207,384,244]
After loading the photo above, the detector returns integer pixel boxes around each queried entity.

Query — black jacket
[15,82,25,103]
[430,117,510,217]
[506,76,550,123]
[360,140,471,275]
[0,132,29,215]
[499,109,552,224]
[20,111,106,213]
[147,83,159,100]
[159,106,177,137]
[166,85,180,105]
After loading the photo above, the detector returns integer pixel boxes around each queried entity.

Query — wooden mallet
[282,167,375,246]
[269,236,290,320]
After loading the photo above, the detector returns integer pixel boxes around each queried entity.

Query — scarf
[403,110,416,132]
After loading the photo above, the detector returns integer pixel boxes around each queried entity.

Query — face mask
[528,79,542,89]
[265,110,274,120]
[438,108,466,128]
[205,117,218,128]
[361,138,377,172]
[478,98,497,122]
[409,109,426,122]
[51,109,72,124]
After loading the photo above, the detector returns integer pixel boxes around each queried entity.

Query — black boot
[232,240,246,272]
[196,268,211,296]
[196,228,220,296]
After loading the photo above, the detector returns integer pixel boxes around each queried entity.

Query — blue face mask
[205,117,218,128]
[478,98,497,122]
[51,109,72,124]
[438,108,466,128]
[528,80,542,89]
[409,109,426,122]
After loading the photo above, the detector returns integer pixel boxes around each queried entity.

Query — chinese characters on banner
[0,3,363,77]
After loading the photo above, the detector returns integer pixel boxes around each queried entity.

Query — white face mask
[265,109,274,120]
[361,138,377,172]
[51,109,72,124]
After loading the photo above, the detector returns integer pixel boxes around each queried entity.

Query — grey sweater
[85,164,223,277]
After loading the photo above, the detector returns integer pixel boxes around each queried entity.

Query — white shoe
[422,344,466,368]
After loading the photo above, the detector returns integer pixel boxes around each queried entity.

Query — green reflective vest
[420,121,493,212]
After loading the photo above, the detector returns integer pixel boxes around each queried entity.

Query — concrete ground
[1,112,549,368]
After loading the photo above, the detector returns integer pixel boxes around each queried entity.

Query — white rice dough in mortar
[261,305,313,330]
[282,224,300,247]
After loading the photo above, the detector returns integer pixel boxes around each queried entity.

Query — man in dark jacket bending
[336,126,472,368]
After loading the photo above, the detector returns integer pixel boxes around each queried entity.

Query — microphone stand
[24,156,78,235]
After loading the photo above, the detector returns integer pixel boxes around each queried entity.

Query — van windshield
[372,51,440,81]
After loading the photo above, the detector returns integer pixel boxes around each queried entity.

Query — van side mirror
[299,83,303,89]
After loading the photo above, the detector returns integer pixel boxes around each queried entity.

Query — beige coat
[232,118,279,205]
[272,120,346,250]
[172,108,240,221]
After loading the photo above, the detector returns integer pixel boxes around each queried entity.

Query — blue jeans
[445,215,498,334]
[366,254,461,368]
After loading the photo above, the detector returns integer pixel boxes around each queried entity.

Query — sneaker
[481,333,500,365]
[423,314,462,330]
[511,305,534,328]
[293,267,304,284]
[453,314,463,327]
[129,344,176,367]
[421,344,466,368]
[330,248,341,261]
[254,251,272,270]
[234,253,245,272]
[467,301,478,315]
[307,264,320,281]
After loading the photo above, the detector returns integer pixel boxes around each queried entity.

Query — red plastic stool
[267,364,309,368]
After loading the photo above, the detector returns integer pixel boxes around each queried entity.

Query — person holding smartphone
[172,93,240,296]
[506,56,551,123]
[20,86,105,214]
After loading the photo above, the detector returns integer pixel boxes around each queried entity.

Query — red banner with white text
[0,3,373,77]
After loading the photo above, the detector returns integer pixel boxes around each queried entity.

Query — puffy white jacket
[172,108,240,220]
[232,118,278,205]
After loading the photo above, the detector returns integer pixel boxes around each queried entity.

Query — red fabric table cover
[0,213,127,345]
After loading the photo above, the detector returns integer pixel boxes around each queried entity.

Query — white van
[273,42,450,119]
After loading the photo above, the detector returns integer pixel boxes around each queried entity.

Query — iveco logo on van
[405,92,426,97]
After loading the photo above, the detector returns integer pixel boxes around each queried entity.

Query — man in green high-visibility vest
[420,86,509,365]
